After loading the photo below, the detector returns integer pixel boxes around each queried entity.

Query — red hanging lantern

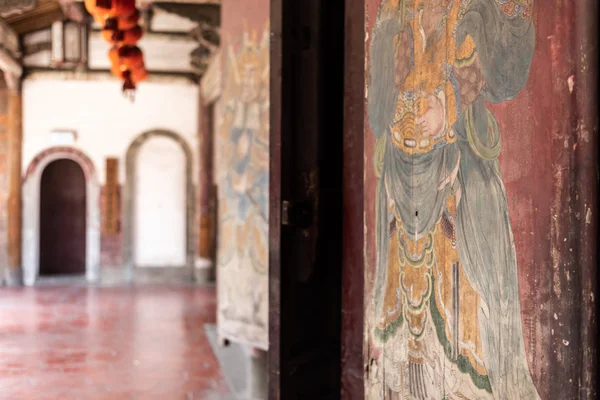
[118,45,144,69]
[102,26,123,43]
[131,66,148,83]
[110,64,125,79]
[108,46,120,65]
[84,0,100,16]
[118,9,140,30]
[104,25,143,45]
[90,0,136,30]
[102,0,135,19]
[105,41,147,99]
[121,26,143,45]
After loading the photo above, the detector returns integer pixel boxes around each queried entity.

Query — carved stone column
[1,72,23,286]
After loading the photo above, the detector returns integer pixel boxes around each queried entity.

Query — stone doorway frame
[22,147,100,286]
[123,130,195,282]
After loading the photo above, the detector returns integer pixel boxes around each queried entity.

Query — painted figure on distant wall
[218,23,269,328]
[368,0,538,398]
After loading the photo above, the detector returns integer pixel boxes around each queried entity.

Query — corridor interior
[0,0,269,398]
[0,286,234,399]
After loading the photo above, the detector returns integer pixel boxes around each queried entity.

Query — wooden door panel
[270,0,345,397]
[40,159,86,275]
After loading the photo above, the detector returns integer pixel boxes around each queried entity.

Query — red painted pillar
[1,72,22,286]
[195,91,216,283]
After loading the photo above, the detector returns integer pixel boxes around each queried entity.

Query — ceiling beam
[0,0,37,18]
[2,0,65,34]
[151,2,219,25]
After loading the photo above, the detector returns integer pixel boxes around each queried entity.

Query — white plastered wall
[22,78,199,185]
[21,77,199,281]
[134,136,187,267]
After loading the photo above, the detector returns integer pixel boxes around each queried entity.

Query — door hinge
[282,200,291,226]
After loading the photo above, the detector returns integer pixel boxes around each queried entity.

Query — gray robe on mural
[368,1,539,398]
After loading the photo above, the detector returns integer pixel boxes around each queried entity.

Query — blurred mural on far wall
[215,0,269,349]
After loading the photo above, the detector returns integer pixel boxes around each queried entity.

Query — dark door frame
[340,0,366,397]
[269,0,365,397]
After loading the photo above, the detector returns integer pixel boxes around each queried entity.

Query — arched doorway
[22,146,101,286]
[123,130,194,282]
[135,136,186,267]
[39,159,87,275]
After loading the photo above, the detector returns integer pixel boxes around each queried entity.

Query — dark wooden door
[269,0,345,397]
[40,159,87,276]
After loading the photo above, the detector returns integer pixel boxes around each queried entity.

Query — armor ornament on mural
[367,0,539,399]
[217,21,269,337]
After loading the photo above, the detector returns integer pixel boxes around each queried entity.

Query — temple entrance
[39,159,87,276]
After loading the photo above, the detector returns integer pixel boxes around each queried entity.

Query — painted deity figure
[368,0,539,398]
[218,26,269,327]
[220,27,269,272]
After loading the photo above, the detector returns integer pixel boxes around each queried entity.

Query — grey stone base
[4,268,23,286]
[248,349,268,399]
[205,324,249,397]
[194,267,215,284]
[99,266,128,286]
[132,266,195,285]
[194,258,215,284]
[35,275,87,286]
[204,324,268,400]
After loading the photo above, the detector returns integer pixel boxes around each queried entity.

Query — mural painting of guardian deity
[217,22,269,345]
[367,0,540,398]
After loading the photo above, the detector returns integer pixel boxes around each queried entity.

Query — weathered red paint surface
[363,0,597,398]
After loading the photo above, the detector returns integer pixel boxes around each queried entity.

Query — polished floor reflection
[0,285,230,400]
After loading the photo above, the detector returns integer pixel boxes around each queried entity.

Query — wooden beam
[23,66,199,84]
[5,8,64,34]
[0,48,22,84]
[0,18,20,57]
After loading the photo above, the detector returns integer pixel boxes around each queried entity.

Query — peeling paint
[580,45,588,72]
[550,167,563,297]
[585,207,592,224]
[567,75,574,93]
[576,120,590,143]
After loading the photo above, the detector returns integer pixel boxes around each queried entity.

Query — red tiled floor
[0,285,230,400]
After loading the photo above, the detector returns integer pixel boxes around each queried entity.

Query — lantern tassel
[122,73,136,103]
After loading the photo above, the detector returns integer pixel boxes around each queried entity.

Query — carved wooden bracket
[0,0,36,16]
[0,53,22,92]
